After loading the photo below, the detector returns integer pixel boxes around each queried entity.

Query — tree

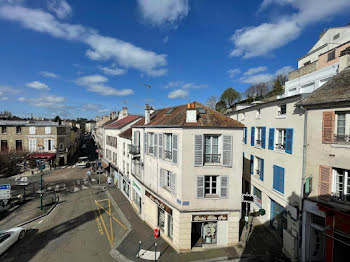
[215,100,227,113]
[0,151,28,178]
[205,96,219,109]
[220,87,242,108]
[245,82,269,98]
[271,74,288,94]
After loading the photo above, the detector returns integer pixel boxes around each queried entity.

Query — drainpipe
[300,105,308,262]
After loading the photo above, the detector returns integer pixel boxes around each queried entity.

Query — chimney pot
[186,102,197,123]
[145,104,150,124]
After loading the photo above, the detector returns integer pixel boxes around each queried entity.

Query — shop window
[158,207,165,231]
[168,214,173,239]
[203,222,217,244]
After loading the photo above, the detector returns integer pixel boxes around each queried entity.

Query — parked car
[0,227,26,256]
[76,156,89,168]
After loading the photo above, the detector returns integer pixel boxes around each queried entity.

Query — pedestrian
[86,169,91,182]
[107,176,112,187]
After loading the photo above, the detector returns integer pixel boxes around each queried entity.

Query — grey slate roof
[0,120,59,126]
[297,66,350,107]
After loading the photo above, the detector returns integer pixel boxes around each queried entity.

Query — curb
[16,195,60,227]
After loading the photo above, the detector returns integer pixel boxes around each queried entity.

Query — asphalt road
[1,184,127,262]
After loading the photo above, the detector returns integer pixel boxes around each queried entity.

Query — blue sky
[0,0,349,119]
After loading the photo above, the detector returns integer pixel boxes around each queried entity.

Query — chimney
[111,111,117,119]
[109,112,112,120]
[118,107,128,120]
[186,102,197,123]
[150,106,155,115]
[145,104,150,124]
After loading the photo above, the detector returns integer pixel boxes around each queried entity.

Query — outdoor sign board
[16,177,29,186]
[96,167,103,174]
[241,194,255,203]
[0,184,11,200]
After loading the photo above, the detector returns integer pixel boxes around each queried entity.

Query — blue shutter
[261,127,266,149]
[273,165,277,190]
[285,128,293,154]
[260,158,264,181]
[273,165,285,194]
[250,155,254,175]
[280,167,285,194]
[244,127,247,144]
[268,128,274,150]
[251,127,255,146]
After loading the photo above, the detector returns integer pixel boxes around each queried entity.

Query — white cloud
[0,90,8,101]
[168,89,188,99]
[98,108,111,113]
[47,0,72,19]
[76,74,134,96]
[137,0,189,27]
[227,69,241,79]
[18,95,65,108]
[0,85,19,94]
[164,81,207,89]
[182,83,207,89]
[164,81,183,89]
[239,65,293,84]
[230,0,350,58]
[82,103,101,111]
[99,66,126,76]
[243,66,267,76]
[275,65,294,76]
[0,5,167,76]
[26,81,49,90]
[40,71,58,78]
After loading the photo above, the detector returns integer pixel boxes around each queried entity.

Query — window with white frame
[278,104,287,116]
[164,133,172,159]
[127,163,130,176]
[332,168,350,202]
[204,135,220,163]
[164,169,171,189]
[29,126,36,135]
[255,157,262,176]
[256,127,262,146]
[276,129,286,150]
[123,142,126,155]
[45,127,51,134]
[256,109,261,118]
[334,112,350,145]
[148,133,154,154]
[205,175,217,196]
[241,112,245,121]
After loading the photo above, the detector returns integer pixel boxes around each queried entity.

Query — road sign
[97,161,102,167]
[0,184,11,200]
[241,194,255,203]
[16,177,29,186]
[97,167,103,174]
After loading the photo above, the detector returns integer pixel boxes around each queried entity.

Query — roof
[100,118,117,128]
[0,120,60,126]
[297,66,350,107]
[134,102,244,128]
[119,127,132,140]
[105,115,141,129]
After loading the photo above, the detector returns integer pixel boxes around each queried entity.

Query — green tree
[215,100,227,113]
[220,87,242,108]
[271,74,287,93]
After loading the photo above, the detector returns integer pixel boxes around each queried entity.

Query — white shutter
[194,135,203,166]
[51,139,55,151]
[160,168,164,187]
[172,134,178,164]
[154,134,158,158]
[44,139,48,151]
[171,172,176,194]
[158,134,163,159]
[45,127,51,134]
[220,176,228,198]
[197,176,204,198]
[144,132,148,154]
[222,135,232,167]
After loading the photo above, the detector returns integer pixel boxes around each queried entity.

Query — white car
[0,227,26,256]
[76,157,89,168]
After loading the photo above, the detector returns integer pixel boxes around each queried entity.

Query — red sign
[96,149,100,153]
[154,228,159,239]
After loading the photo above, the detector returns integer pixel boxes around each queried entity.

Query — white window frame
[204,175,218,196]
[256,127,262,147]
[204,135,220,164]
[148,133,154,155]
[276,129,286,150]
[164,133,172,160]
[335,113,350,136]
[332,168,350,202]
[29,139,37,152]
[256,109,261,119]
[29,126,36,135]
[255,156,262,176]
[164,170,171,189]
[45,127,51,135]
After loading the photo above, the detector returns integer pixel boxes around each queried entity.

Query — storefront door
[191,222,203,248]
[270,199,286,238]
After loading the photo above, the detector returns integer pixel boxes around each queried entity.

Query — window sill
[331,144,350,149]
[274,149,286,154]
[254,145,263,149]
[204,194,220,199]
[203,163,221,166]
[276,115,286,119]
[256,116,262,119]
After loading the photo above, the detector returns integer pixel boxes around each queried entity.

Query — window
[29,139,37,152]
[333,33,340,40]
[256,109,261,118]
[1,126,6,134]
[123,142,126,155]
[337,113,346,135]
[16,126,21,134]
[45,127,51,134]
[127,163,129,175]
[303,61,311,66]
[273,165,285,194]
[276,129,286,150]
[278,104,287,115]
[158,207,165,231]
[168,214,173,239]
[256,157,262,175]
[253,187,262,206]
[204,135,220,163]
[334,112,350,145]
[332,168,350,202]
[59,143,64,151]
[164,133,172,159]
[328,50,336,61]
[0,140,8,152]
[243,127,247,144]
[29,126,35,135]
[16,140,22,151]
[160,169,176,193]
[256,127,262,146]
[106,149,111,160]
[148,133,154,154]
[205,176,217,196]
[113,152,117,164]
[241,112,245,121]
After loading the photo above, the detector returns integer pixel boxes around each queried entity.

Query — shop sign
[254,197,262,209]
[192,214,228,222]
[132,180,142,196]
[145,191,172,215]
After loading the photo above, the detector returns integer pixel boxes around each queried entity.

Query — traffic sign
[16,177,29,186]
[0,184,11,200]
[96,167,103,174]
[241,194,255,203]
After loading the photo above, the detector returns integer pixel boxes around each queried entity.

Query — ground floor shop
[131,178,143,215]
[302,199,350,262]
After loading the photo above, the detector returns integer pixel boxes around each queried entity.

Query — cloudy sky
[0,0,349,119]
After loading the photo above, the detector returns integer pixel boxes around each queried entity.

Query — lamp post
[40,162,44,210]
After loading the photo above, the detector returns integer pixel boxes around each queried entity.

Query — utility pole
[143,84,151,105]
[40,163,44,210]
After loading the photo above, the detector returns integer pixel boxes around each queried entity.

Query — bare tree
[205,96,219,109]
[245,82,269,98]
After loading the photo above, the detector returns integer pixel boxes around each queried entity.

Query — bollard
[154,242,157,262]
[137,240,141,258]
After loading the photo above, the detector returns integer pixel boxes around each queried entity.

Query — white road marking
[73,187,80,192]
[38,220,43,224]
[82,185,88,190]
[137,249,160,260]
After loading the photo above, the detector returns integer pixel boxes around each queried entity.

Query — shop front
[132,179,142,214]
[121,175,130,199]
[191,214,228,248]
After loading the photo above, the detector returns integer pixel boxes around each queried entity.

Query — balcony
[129,144,140,155]
[334,134,350,146]
[204,154,221,164]
[256,139,261,147]
[164,150,172,159]
[330,192,350,206]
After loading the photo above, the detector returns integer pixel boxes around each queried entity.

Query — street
[1,185,127,262]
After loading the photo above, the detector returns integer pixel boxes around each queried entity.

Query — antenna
[143,84,151,105]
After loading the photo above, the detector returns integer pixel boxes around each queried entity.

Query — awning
[28,153,56,161]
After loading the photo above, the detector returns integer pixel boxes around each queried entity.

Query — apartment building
[297,67,350,262]
[125,102,244,252]
[0,120,71,165]
[228,94,305,259]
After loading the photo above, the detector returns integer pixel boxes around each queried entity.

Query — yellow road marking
[94,209,104,236]
[95,200,113,247]
[96,201,111,216]
[112,216,128,231]
[109,200,114,244]
[95,199,127,230]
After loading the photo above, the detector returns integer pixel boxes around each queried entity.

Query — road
[1,185,128,262]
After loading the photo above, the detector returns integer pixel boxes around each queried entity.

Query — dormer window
[333,33,340,40]
[278,104,287,116]
[328,50,336,61]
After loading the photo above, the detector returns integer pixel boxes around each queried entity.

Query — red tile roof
[105,115,141,129]
[134,102,244,128]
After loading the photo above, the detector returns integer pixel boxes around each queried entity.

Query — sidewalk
[107,187,240,262]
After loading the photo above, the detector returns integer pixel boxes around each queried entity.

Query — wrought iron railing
[256,139,261,146]
[204,154,221,163]
[128,144,140,154]
[275,143,285,150]
[256,169,260,175]
[334,134,350,145]
[148,146,153,154]
[164,150,172,159]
